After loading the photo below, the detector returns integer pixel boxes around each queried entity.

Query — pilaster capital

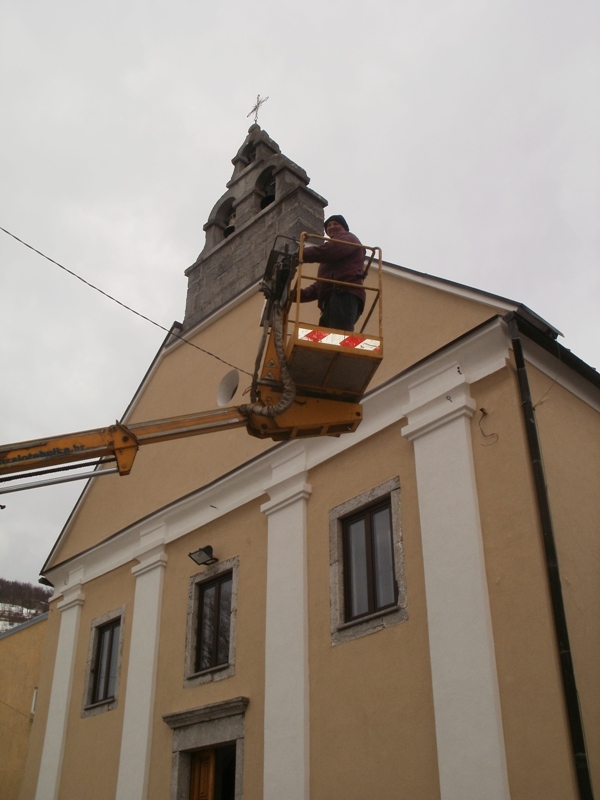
[57,585,85,613]
[396,319,511,443]
[401,365,477,442]
[132,546,168,578]
[261,473,312,516]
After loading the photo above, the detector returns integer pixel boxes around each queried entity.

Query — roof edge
[504,311,600,390]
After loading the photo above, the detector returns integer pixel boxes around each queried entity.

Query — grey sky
[1,0,598,584]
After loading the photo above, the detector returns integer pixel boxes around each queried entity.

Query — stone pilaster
[402,365,510,800]
[115,534,167,800]
[35,576,85,800]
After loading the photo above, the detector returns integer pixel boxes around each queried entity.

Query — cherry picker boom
[0,233,383,495]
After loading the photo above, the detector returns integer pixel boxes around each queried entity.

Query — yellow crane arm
[0,407,247,479]
[0,398,362,491]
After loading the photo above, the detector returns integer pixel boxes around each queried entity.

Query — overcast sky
[1,0,598,585]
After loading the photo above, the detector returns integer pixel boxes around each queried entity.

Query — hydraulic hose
[240,303,296,418]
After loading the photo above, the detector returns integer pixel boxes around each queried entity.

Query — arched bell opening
[256,167,276,211]
[217,197,236,239]
[241,142,257,165]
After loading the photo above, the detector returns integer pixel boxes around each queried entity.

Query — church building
[18,126,599,800]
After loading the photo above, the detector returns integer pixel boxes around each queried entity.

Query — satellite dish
[217,369,239,407]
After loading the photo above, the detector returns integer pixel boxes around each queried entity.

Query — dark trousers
[319,292,361,332]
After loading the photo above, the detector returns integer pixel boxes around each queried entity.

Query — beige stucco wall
[0,614,47,800]
[306,423,439,798]
[376,273,503,384]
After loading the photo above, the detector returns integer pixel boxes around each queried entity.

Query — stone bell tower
[183,125,327,330]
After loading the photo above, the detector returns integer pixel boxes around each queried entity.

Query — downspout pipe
[506,313,594,799]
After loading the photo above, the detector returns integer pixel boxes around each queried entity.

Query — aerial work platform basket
[257,232,383,406]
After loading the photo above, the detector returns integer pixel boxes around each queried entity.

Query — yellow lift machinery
[0,233,383,494]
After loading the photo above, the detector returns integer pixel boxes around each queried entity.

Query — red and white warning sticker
[297,328,381,351]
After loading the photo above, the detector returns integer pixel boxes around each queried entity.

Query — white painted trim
[261,473,311,800]
[35,583,84,800]
[401,364,510,799]
[115,546,167,800]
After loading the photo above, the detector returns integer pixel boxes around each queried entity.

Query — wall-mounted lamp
[188,545,218,566]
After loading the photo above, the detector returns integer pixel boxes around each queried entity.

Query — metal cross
[247,94,269,124]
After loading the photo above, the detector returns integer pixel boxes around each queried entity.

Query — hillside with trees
[0,578,52,632]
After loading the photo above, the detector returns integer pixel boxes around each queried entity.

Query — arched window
[242,142,257,165]
[256,167,276,210]
[217,197,236,239]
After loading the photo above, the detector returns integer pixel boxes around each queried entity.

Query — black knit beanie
[324,214,349,232]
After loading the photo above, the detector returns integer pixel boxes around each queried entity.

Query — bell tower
[183,125,327,330]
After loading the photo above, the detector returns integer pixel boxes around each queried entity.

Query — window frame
[195,571,233,674]
[82,605,125,716]
[185,557,239,687]
[91,616,121,703]
[342,498,398,622]
[329,478,407,645]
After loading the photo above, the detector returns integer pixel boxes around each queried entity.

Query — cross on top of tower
[247,94,269,124]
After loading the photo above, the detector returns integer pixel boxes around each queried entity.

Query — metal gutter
[506,312,594,799]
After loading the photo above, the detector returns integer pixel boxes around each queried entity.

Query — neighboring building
[0,613,48,800]
[19,126,599,800]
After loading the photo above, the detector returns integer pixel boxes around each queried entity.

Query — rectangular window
[330,478,406,644]
[82,605,124,716]
[92,617,121,703]
[343,499,398,622]
[196,573,232,673]
[185,557,238,686]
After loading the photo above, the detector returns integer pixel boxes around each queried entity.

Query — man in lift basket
[299,215,366,332]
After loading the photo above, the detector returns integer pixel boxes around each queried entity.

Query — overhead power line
[0,226,251,377]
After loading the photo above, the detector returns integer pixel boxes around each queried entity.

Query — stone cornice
[163,696,250,730]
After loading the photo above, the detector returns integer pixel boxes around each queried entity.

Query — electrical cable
[0,698,32,721]
[0,225,252,377]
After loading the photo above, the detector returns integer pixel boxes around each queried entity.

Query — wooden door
[190,749,215,800]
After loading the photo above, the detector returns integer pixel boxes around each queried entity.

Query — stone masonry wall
[183,186,325,331]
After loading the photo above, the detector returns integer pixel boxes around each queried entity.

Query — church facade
[19,127,599,800]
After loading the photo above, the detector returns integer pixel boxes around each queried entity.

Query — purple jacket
[299,231,366,313]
